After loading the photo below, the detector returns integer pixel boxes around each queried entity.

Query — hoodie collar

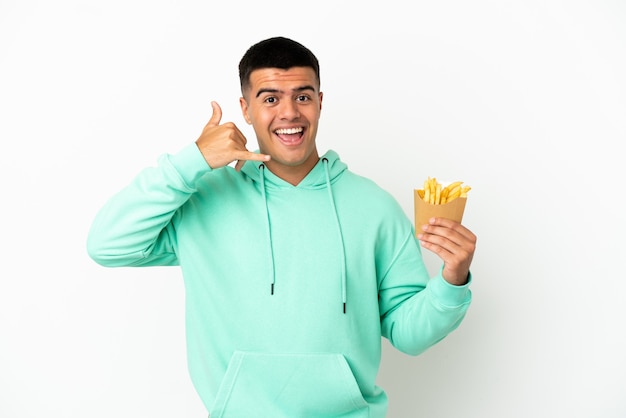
[241,150,347,189]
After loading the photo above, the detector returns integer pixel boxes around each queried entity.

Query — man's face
[240,66,323,184]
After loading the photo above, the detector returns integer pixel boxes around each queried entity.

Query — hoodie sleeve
[378,229,472,356]
[86,143,211,267]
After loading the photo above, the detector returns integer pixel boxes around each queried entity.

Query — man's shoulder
[339,170,402,210]
[341,169,390,193]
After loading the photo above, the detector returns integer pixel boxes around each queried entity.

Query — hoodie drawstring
[259,164,276,295]
[258,159,348,314]
[323,158,348,314]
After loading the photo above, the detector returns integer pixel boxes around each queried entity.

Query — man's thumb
[206,101,222,127]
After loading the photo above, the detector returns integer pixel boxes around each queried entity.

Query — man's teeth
[275,127,303,135]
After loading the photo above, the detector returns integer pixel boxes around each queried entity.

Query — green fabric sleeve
[86,143,210,267]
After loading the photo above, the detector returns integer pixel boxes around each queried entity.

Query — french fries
[417,177,471,205]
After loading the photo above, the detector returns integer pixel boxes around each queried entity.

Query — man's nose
[278,100,300,120]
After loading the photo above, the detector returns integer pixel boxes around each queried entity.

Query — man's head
[238,37,320,97]
[238,37,323,185]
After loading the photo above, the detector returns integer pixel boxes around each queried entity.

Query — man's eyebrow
[255,85,316,98]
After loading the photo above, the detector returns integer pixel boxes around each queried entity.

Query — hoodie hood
[240,149,349,313]
[240,149,347,190]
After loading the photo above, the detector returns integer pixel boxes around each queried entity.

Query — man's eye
[296,95,310,102]
[265,97,276,103]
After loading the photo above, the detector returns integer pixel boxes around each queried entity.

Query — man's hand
[417,218,477,286]
[195,101,270,171]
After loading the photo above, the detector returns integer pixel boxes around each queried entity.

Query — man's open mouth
[274,127,304,135]
[274,127,305,145]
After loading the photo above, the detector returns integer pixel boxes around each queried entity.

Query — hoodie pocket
[210,351,370,418]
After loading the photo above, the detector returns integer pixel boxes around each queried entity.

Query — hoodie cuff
[166,142,213,187]
[429,268,472,308]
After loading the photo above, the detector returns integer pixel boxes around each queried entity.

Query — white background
[1,0,625,417]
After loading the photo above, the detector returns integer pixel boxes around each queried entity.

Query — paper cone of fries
[414,190,467,237]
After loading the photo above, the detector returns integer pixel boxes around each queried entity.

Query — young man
[87,36,476,417]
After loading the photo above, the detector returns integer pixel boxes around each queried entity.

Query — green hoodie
[87,143,472,417]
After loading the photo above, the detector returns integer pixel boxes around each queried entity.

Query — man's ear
[239,97,252,124]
